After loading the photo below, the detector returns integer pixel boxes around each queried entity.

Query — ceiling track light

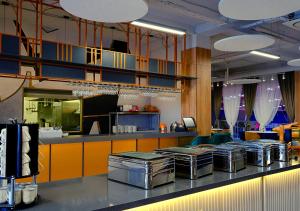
[131,21,186,35]
[282,73,286,80]
[250,51,280,60]
[271,75,275,81]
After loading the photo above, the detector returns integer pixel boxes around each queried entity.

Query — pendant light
[288,59,300,67]
[219,0,300,21]
[60,0,148,23]
[214,35,275,52]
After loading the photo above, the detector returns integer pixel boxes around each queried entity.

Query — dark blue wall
[42,65,85,80]
[0,60,19,74]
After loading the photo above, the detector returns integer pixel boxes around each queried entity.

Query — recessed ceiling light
[219,0,300,20]
[131,21,186,35]
[288,58,300,67]
[60,0,148,23]
[250,51,280,60]
[214,35,275,52]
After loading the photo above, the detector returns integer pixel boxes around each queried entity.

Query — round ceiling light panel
[60,0,148,23]
[288,59,300,67]
[214,35,275,52]
[219,0,300,20]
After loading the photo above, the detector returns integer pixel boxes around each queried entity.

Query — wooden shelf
[0,54,197,81]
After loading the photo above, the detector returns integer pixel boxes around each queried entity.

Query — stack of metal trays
[108,152,175,189]
[211,144,246,173]
[244,142,273,167]
[155,147,213,180]
[232,142,273,167]
[256,139,291,162]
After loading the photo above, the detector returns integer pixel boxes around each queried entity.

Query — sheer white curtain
[223,85,242,134]
[254,78,282,131]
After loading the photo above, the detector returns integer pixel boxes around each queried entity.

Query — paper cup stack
[0,129,7,177]
[22,127,31,176]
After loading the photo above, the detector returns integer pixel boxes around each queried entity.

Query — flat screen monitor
[182,117,196,129]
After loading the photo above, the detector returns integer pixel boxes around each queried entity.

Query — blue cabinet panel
[167,61,175,75]
[72,46,86,64]
[149,77,175,88]
[117,114,160,131]
[149,59,158,73]
[102,50,114,68]
[42,41,57,60]
[42,65,85,79]
[2,35,19,56]
[125,54,135,70]
[0,60,19,74]
[102,70,135,84]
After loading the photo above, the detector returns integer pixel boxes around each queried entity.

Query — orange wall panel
[137,138,159,152]
[112,139,136,153]
[159,138,178,148]
[51,143,83,181]
[84,141,111,176]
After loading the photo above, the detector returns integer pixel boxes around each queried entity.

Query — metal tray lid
[256,139,288,147]
[116,152,167,160]
[243,142,272,149]
[215,144,243,151]
[156,147,212,156]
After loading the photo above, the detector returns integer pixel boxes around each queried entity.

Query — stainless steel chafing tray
[256,139,291,162]
[243,142,272,167]
[212,144,246,173]
[108,152,175,189]
[226,142,272,167]
[155,147,213,180]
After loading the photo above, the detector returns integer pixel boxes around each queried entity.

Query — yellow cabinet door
[159,137,178,148]
[51,143,83,181]
[112,139,136,153]
[84,141,111,176]
[137,138,159,152]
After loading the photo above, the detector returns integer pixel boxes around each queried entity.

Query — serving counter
[18,132,196,184]
[29,160,300,211]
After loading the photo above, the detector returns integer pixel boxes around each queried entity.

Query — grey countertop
[28,160,300,211]
[39,131,197,144]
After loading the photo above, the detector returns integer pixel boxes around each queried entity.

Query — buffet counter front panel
[126,168,300,211]
[126,178,262,211]
[32,161,300,211]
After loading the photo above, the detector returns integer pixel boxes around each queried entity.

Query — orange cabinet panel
[16,145,50,183]
[137,138,159,152]
[159,137,178,148]
[51,143,83,181]
[112,139,136,153]
[37,145,50,183]
[245,132,260,141]
[84,141,111,176]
